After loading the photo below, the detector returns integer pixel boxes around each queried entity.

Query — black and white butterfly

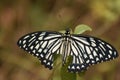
[17,29,118,72]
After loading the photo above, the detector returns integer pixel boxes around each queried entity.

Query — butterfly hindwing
[68,35,118,72]
[17,31,62,69]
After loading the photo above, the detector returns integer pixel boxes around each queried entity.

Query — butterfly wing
[17,31,63,69]
[68,35,118,72]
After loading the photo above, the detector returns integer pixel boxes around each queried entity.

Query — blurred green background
[0,0,120,80]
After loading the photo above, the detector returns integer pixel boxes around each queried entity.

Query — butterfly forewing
[67,35,118,72]
[17,31,63,69]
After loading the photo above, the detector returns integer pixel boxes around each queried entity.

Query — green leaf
[52,54,62,80]
[52,64,61,80]
[74,24,92,34]
[59,30,66,33]
[61,66,76,80]
[61,56,76,80]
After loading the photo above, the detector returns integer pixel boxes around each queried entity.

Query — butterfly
[17,29,118,72]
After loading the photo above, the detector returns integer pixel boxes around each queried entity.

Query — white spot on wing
[43,49,47,53]
[91,42,96,47]
[99,54,103,58]
[109,50,112,54]
[36,53,39,56]
[93,51,97,56]
[96,57,99,61]
[108,55,111,58]
[38,36,43,40]
[35,44,40,49]
[72,66,75,69]
[95,48,98,51]
[32,50,35,53]
[86,60,90,63]
[35,41,39,44]
[40,54,44,58]
[41,41,47,48]
[89,55,93,59]
[23,40,26,44]
[30,46,34,49]
[25,48,28,50]
[24,35,29,39]
[19,40,21,44]
[40,41,43,45]
[43,60,46,63]
[23,44,26,48]
[47,62,50,65]
[90,47,93,51]
[81,65,85,68]
[114,51,117,55]
[107,44,112,49]
[31,33,36,36]
[77,66,80,69]
[86,46,91,54]
[105,57,108,60]
[38,48,42,53]
[84,54,87,58]
[92,60,95,63]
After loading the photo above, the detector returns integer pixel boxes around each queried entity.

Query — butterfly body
[17,30,118,72]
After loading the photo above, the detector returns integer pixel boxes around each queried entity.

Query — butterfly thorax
[64,29,70,39]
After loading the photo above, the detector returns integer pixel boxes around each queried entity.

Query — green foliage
[60,56,76,80]
[59,30,66,34]
[74,24,92,34]
[52,54,62,80]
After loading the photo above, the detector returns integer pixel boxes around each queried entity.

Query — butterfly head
[65,28,70,35]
